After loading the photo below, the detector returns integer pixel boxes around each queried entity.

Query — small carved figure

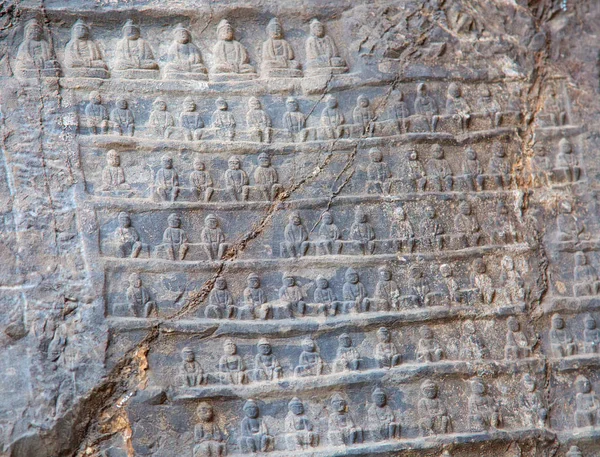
[218,339,246,384]
[281,212,309,258]
[328,393,363,446]
[193,402,225,457]
[254,152,282,201]
[65,19,107,77]
[165,23,207,77]
[316,212,342,256]
[114,20,158,72]
[418,379,450,435]
[350,208,376,255]
[504,317,531,360]
[284,97,307,142]
[556,200,585,242]
[390,206,415,253]
[366,148,392,194]
[313,276,339,316]
[110,98,135,136]
[180,97,205,141]
[478,87,502,128]
[407,265,431,307]
[406,149,427,191]
[212,20,256,75]
[333,333,360,372]
[468,377,501,432]
[462,147,484,191]
[126,273,156,317]
[154,155,179,201]
[414,83,439,131]
[279,272,306,316]
[190,157,214,202]
[201,214,228,260]
[206,277,235,319]
[574,251,600,297]
[252,339,283,382]
[492,201,517,244]
[427,144,453,191]
[574,375,600,428]
[500,256,525,303]
[242,273,269,320]
[159,213,188,261]
[101,150,130,191]
[519,374,547,428]
[15,19,60,78]
[419,205,444,251]
[440,264,462,304]
[471,259,495,305]
[454,201,480,248]
[85,91,109,134]
[368,388,400,441]
[239,400,273,452]
[294,337,324,377]
[321,95,346,140]
[544,85,567,126]
[391,89,410,133]
[530,144,552,187]
[149,97,175,138]
[246,98,272,143]
[446,83,471,131]
[550,313,577,358]
[114,212,141,258]
[488,143,512,189]
[179,347,205,387]
[261,18,301,78]
[353,95,375,137]
[375,327,401,368]
[342,268,369,313]
[373,266,401,311]
[285,397,319,450]
[305,19,348,75]
[460,320,488,360]
[212,98,236,141]
[417,326,444,363]
[224,155,249,201]
[556,137,580,182]
[583,314,600,354]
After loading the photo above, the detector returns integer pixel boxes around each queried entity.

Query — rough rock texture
[1,1,599,457]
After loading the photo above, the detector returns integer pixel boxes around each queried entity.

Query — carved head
[394,89,404,102]
[107,149,120,167]
[417,82,427,95]
[247,272,260,289]
[425,205,436,219]
[289,211,302,225]
[331,393,347,412]
[224,339,237,355]
[182,347,195,362]
[480,87,491,99]
[493,143,505,157]
[378,266,392,281]
[584,314,597,330]
[173,23,191,44]
[339,333,352,348]
[420,379,438,398]
[257,338,271,355]
[440,264,452,278]
[89,91,102,104]
[183,96,196,112]
[196,402,214,422]
[473,258,486,274]
[283,272,295,286]
[216,97,228,111]
[369,147,383,163]
[161,155,173,168]
[552,313,565,329]
[574,251,587,266]
[358,94,369,107]
[522,373,536,392]
[408,149,418,161]
[243,399,259,418]
[432,144,444,159]
[326,95,338,109]
[301,337,316,352]
[465,147,477,161]
[458,201,471,215]
[345,267,359,284]
[420,325,433,339]
[116,98,128,109]
[248,96,261,110]
[24,19,43,41]
[354,208,367,223]
[559,200,572,214]
[217,19,234,41]
[205,214,218,229]
[321,211,333,225]
[128,273,142,288]
[462,319,476,335]
[227,155,240,169]
[394,205,406,221]
[575,375,592,394]
[286,97,299,112]
[122,20,140,40]
[73,19,90,40]
[410,265,423,279]
[153,97,167,111]
[310,19,325,38]
[289,397,304,415]
[258,152,271,167]
[507,316,520,332]
[118,211,131,227]
[559,137,572,155]
[376,327,390,343]
[372,388,387,407]
[448,83,461,98]
[193,157,205,171]
[502,255,515,271]
[316,275,329,289]
[167,213,181,228]
[470,377,486,395]
[267,18,283,39]
[497,200,508,215]
[215,276,227,290]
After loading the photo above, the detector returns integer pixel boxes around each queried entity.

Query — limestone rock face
[1,1,600,457]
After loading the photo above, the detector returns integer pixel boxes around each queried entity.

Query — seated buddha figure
[261,18,302,78]
[211,19,256,77]
[164,23,207,80]
[64,19,108,78]
[305,19,348,75]
[114,20,159,77]
[15,19,61,78]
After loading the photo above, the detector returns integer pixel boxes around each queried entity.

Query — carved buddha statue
[15,19,61,78]
[164,23,207,79]
[212,19,256,78]
[305,19,348,75]
[64,19,108,78]
[261,18,302,78]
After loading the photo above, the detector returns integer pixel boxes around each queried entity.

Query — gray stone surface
[1,1,600,457]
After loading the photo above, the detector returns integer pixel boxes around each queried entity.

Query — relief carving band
[3,3,600,457]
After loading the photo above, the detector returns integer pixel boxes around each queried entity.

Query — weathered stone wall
[0,1,599,457]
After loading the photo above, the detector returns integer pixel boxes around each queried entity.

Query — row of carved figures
[176,375,552,457]
[84,86,523,141]
[123,258,526,319]
[15,18,348,79]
